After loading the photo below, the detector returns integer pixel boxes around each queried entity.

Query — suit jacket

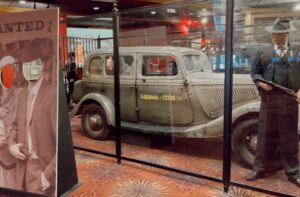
[250,44,300,92]
[9,79,57,190]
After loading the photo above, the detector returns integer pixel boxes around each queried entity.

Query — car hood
[186,72,260,119]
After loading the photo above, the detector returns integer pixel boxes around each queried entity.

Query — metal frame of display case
[74,1,298,197]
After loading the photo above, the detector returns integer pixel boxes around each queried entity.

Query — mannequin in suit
[247,18,300,187]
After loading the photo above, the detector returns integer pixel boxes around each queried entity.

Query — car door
[104,53,138,122]
[136,53,193,125]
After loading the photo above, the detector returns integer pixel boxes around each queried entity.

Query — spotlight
[294,4,300,11]
[93,7,100,11]
[19,0,26,4]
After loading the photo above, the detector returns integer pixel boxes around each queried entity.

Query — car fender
[205,101,260,137]
[70,93,115,126]
[232,101,260,123]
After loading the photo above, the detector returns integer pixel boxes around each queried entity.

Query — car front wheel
[81,104,110,140]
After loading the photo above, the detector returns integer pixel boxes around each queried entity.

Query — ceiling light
[19,0,26,4]
[151,11,156,15]
[294,4,300,11]
[93,7,100,10]
[167,8,176,13]
[201,17,208,24]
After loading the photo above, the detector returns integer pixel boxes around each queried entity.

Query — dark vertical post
[97,35,101,49]
[89,39,91,52]
[201,30,206,50]
[144,30,148,46]
[72,38,76,56]
[223,0,234,193]
[67,37,70,55]
[113,3,122,164]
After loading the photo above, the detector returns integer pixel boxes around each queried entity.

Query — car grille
[195,85,259,118]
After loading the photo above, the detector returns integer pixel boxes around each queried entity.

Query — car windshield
[182,54,211,73]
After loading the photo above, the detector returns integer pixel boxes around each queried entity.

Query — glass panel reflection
[119,0,225,181]
[232,0,300,195]
[66,15,116,155]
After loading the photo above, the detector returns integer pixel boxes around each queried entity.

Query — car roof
[88,46,204,56]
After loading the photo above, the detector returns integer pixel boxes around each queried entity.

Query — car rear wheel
[81,104,110,140]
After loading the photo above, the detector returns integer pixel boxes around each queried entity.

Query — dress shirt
[274,42,288,57]
[26,76,44,159]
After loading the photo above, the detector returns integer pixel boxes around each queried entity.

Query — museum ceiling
[0,0,299,45]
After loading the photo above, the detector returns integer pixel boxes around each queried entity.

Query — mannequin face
[272,33,288,47]
[22,59,44,82]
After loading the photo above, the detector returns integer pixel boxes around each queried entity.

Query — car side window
[142,56,178,76]
[89,56,102,76]
[120,56,134,76]
[106,55,134,76]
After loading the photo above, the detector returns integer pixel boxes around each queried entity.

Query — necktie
[278,47,286,57]
[26,91,35,156]
[26,91,34,126]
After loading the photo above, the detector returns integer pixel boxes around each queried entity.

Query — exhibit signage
[0,9,59,196]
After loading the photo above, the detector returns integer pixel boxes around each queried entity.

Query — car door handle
[142,79,146,82]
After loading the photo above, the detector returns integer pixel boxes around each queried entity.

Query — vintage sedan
[71,46,300,167]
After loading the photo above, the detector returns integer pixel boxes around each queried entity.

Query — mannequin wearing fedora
[248,18,300,187]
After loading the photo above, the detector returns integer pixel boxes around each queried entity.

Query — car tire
[232,118,283,170]
[81,104,110,140]
[232,118,258,168]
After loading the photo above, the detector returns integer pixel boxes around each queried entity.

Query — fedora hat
[265,18,297,33]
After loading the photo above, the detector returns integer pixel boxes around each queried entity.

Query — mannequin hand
[297,90,300,103]
[257,82,273,91]
[0,107,8,116]
[9,143,26,160]
[41,172,51,191]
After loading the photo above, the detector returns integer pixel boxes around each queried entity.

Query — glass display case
[117,0,226,182]
[65,13,116,156]
[231,0,300,196]
[67,0,300,196]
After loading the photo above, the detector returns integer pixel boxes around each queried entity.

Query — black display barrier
[57,67,78,196]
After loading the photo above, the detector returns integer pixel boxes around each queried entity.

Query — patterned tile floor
[70,116,300,197]
[71,151,275,197]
